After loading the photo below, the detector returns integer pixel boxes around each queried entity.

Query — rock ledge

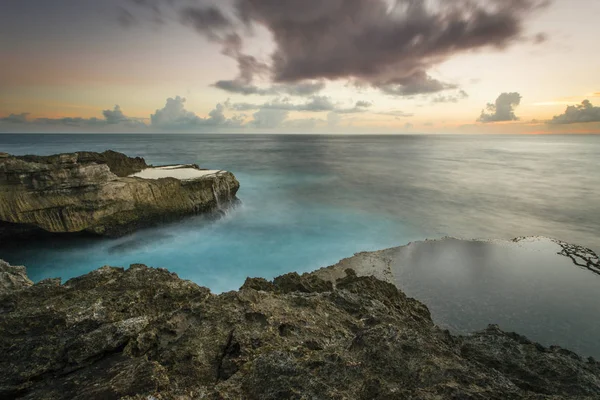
[0,151,239,238]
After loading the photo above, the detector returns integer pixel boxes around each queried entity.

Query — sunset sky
[1,0,599,134]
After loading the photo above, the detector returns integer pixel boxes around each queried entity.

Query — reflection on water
[386,237,600,358]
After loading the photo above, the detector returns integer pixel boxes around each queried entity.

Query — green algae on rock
[0,260,598,399]
[0,151,240,238]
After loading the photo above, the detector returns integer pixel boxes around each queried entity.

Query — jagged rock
[15,150,148,178]
[0,151,239,238]
[0,260,33,294]
[0,263,598,399]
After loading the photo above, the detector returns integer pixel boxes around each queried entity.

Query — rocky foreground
[0,151,239,238]
[1,260,599,399]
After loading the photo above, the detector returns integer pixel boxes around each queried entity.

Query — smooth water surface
[0,134,599,295]
[388,237,600,358]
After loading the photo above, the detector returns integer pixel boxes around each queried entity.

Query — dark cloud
[132,0,549,97]
[180,6,234,41]
[233,0,549,96]
[181,6,270,94]
[548,100,600,124]
[0,113,30,123]
[432,90,469,103]
[213,80,272,95]
[378,72,457,97]
[477,92,522,123]
[150,96,244,130]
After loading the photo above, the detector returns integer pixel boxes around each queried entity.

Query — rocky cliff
[0,151,239,238]
[0,260,598,399]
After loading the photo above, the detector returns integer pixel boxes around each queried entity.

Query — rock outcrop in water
[0,151,239,238]
[0,260,599,399]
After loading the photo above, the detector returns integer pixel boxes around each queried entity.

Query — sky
[1,0,599,134]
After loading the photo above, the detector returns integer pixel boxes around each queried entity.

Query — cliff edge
[0,151,239,238]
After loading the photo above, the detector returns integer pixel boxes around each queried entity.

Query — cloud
[378,72,457,97]
[1,106,144,128]
[277,81,326,97]
[0,113,30,123]
[477,92,522,123]
[1,97,250,132]
[180,6,235,41]
[404,123,414,130]
[150,96,244,130]
[213,79,325,97]
[213,80,271,96]
[533,32,548,44]
[548,100,600,124]
[377,110,413,118]
[432,90,469,103]
[163,0,550,97]
[229,97,372,115]
[335,101,373,114]
[355,101,372,108]
[103,105,130,124]
[250,109,289,129]
[35,117,106,126]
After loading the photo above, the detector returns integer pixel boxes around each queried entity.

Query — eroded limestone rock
[0,263,598,399]
[0,151,240,238]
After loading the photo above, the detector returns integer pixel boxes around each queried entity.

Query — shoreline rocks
[0,151,240,238]
[0,260,599,399]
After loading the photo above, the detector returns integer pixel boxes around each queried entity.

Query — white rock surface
[130,165,223,180]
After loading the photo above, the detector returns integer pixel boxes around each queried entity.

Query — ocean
[1,133,598,293]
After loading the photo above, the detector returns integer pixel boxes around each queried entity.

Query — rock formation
[0,260,598,399]
[0,151,239,238]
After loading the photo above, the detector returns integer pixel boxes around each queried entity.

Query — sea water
[2,133,599,355]
[1,133,598,292]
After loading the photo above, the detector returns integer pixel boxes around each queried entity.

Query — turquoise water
[1,134,599,293]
